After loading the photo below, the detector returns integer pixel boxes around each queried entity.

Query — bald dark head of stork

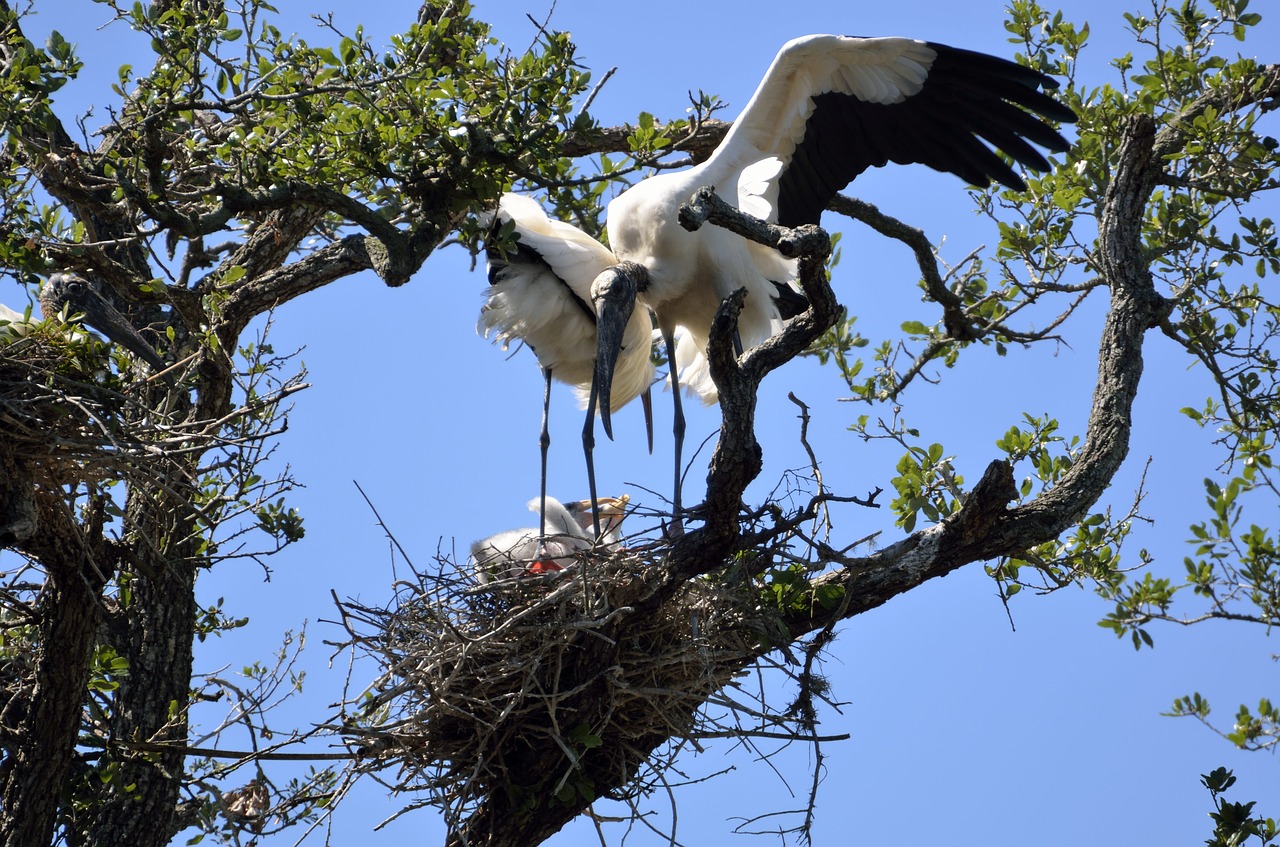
[39,272,168,376]
[590,260,650,440]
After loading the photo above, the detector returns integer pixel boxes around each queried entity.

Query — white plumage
[606,35,1073,403]
[481,195,655,542]
[483,35,1074,531]
[471,494,630,584]
[480,194,655,413]
[0,302,38,343]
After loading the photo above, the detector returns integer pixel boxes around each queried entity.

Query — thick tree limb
[0,492,111,847]
[778,114,1169,639]
[562,119,731,164]
[658,189,840,591]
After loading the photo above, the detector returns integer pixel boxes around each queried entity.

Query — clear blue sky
[10,1,1279,844]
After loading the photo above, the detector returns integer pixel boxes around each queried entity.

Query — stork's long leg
[581,375,604,542]
[537,366,553,546]
[661,323,686,536]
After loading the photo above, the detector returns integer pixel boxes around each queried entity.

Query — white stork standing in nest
[480,195,656,544]
[1,272,168,376]
[483,34,1076,534]
[471,494,630,584]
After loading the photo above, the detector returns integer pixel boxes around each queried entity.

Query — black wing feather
[771,281,809,319]
[776,41,1075,227]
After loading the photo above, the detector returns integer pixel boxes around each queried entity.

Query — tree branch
[772,114,1170,640]
[651,188,840,593]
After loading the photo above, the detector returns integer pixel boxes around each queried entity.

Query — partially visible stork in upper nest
[1,272,168,379]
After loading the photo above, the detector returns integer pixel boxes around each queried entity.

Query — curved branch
[781,113,1170,638]
[562,119,731,164]
[826,194,979,340]
[1151,63,1280,160]
[655,188,840,590]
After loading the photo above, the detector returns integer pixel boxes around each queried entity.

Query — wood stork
[1,272,168,376]
[481,194,656,542]
[492,35,1076,533]
[471,494,630,584]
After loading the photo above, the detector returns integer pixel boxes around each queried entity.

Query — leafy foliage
[1202,767,1278,847]
[808,2,1279,622]
[0,1,1277,845]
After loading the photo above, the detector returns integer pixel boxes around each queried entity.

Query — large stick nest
[0,335,173,470]
[0,337,176,544]
[336,544,786,822]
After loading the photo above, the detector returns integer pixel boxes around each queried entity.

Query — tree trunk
[84,483,199,847]
[0,494,110,847]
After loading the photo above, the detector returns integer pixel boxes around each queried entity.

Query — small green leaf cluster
[193,596,249,643]
[625,111,676,162]
[1189,476,1279,608]
[1201,767,1278,846]
[987,414,1140,601]
[838,337,897,403]
[1098,459,1280,645]
[1222,698,1280,751]
[803,308,867,387]
[0,8,82,128]
[256,497,304,543]
[619,90,720,166]
[87,645,130,694]
[1096,463,1280,655]
[888,441,961,532]
[845,413,964,532]
[761,560,845,617]
[552,776,595,806]
[1097,571,1173,648]
[994,413,1079,497]
[999,506,1136,602]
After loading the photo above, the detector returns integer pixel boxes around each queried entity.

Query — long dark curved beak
[46,274,168,375]
[591,263,642,441]
[74,291,168,374]
[641,387,653,455]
